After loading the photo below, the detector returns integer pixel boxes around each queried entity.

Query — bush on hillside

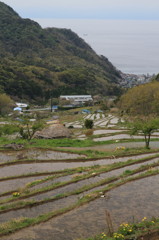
[84,119,93,129]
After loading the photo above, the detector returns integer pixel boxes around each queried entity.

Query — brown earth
[137,230,159,240]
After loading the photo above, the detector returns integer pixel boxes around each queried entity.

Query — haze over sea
[34,19,159,75]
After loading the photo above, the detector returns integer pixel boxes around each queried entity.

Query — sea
[34,19,159,75]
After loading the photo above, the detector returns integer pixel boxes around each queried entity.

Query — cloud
[2,0,159,19]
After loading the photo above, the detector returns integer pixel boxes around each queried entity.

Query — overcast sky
[1,0,159,20]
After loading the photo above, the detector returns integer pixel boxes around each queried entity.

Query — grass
[59,147,159,159]
[0,166,87,182]
[1,135,159,149]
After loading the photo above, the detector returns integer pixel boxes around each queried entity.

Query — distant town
[120,72,154,88]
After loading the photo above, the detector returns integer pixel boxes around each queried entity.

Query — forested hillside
[0,1,122,102]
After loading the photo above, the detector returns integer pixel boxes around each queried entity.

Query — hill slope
[0,1,122,102]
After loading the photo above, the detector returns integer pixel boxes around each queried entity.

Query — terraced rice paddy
[65,114,121,129]
[0,114,159,240]
[0,148,159,239]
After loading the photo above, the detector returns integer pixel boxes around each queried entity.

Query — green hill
[0,1,122,102]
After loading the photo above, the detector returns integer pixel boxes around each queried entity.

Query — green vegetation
[128,117,159,149]
[19,120,44,141]
[85,119,94,129]
[119,81,159,116]
[0,124,19,136]
[1,136,159,149]
[0,93,14,115]
[83,218,159,240]
[0,2,122,102]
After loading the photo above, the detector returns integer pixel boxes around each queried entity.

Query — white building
[16,102,28,108]
[60,95,93,103]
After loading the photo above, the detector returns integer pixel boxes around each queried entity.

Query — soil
[137,230,159,240]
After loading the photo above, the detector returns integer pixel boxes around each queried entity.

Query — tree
[19,121,44,141]
[118,81,159,116]
[0,93,14,116]
[128,117,159,149]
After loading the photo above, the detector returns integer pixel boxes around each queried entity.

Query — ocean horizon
[34,19,159,75]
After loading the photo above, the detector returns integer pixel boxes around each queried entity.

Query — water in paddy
[93,134,158,142]
[0,176,46,193]
[0,149,85,163]
[1,175,158,240]
[0,195,77,224]
[25,157,159,201]
[93,129,127,135]
[1,159,158,219]
[0,152,158,178]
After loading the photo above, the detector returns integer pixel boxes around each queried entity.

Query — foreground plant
[83,217,159,240]
[113,233,124,240]
[118,223,134,236]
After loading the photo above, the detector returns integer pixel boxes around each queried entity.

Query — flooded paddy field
[0,175,46,193]
[93,134,159,142]
[0,151,158,179]
[0,195,78,224]
[6,157,159,198]
[0,173,158,240]
[0,118,159,240]
[0,149,85,163]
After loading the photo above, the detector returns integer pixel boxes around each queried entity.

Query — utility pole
[50,95,52,112]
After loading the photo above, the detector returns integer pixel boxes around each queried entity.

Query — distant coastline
[34,19,159,75]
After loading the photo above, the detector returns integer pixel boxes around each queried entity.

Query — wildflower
[115,146,125,151]
[118,222,134,236]
[113,232,125,240]
[12,192,20,197]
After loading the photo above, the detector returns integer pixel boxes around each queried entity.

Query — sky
[1,0,159,20]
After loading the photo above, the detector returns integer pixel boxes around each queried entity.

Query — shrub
[68,125,74,129]
[19,121,44,141]
[0,93,14,116]
[84,119,93,129]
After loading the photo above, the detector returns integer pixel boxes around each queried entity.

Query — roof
[82,109,91,113]
[16,103,28,108]
[34,124,71,139]
[60,95,92,98]
[14,107,22,111]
